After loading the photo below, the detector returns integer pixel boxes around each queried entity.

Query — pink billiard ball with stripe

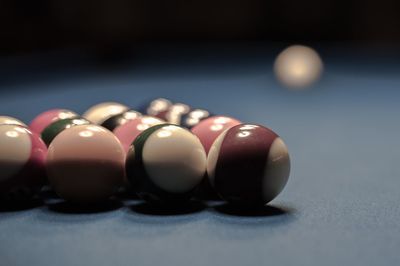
[0,124,47,200]
[190,116,241,200]
[114,116,166,153]
[191,116,242,154]
[29,109,78,134]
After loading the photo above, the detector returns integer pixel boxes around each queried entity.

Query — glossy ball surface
[208,124,290,206]
[101,109,141,131]
[114,116,165,153]
[191,116,241,200]
[46,125,125,204]
[274,45,323,89]
[83,102,129,125]
[0,116,27,127]
[155,103,190,125]
[29,109,78,134]
[126,124,207,204]
[181,108,212,129]
[0,125,47,200]
[191,116,241,154]
[139,98,173,116]
[41,117,90,146]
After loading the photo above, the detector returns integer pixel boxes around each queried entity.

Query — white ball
[274,45,323,89]
[83,102,129,124]
[0,116,27,127]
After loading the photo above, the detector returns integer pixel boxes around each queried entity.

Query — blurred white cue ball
[274,45,323,90]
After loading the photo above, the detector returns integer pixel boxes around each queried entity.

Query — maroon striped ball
[207,124,290,206]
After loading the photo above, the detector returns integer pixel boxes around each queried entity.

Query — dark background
[1,0,400,55]
[1,2,400,266]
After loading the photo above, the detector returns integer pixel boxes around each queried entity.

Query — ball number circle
[126,124,207,204]
[46,124,125,203]
[207,124,290,205]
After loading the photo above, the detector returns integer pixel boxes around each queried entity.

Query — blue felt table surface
[0,49,400,266]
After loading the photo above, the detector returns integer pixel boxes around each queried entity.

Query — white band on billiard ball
[83,102,129,125]
[206,129,229,187]
[141,125,207,193]
[207,125,290,205]
[262,137,290,203]
[0,125,31,182]
[0,116,27,127]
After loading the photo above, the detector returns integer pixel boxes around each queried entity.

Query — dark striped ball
[207,124,290,206]
[126,124,207,205]
[101,110,141,131]
[180,108,212,129]
[41,117,90,146]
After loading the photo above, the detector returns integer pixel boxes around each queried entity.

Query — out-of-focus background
[1,2,400,266]
[1,0,400,55]
[1,0,400,94]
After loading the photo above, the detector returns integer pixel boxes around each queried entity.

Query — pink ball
[191,116,241,154]
[0,125,47,200]
[114,116,165,153]
[29,109,78,134]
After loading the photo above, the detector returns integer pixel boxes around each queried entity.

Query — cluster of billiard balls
[0,98,290,207]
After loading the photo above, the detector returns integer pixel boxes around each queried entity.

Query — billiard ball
[207,124,290,206]
[191,116,241,154]
[114,116,165,153]
[155,103,191,125]
[139,98,173,116]
[46,125,125,204]
[29,109,78,134]
[125,124,207,205]
[0,125,47,200]
[181,108,212,129]
[191,116,241,200]
[274,45,323,89]
[82,102,129,125]
[100,109,141,131]
[41,117,91,146]
[0,116,27,127]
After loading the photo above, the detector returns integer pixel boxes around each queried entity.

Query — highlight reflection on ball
[274,45,323,89]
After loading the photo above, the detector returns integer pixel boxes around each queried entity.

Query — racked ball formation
[0,98,291,208]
